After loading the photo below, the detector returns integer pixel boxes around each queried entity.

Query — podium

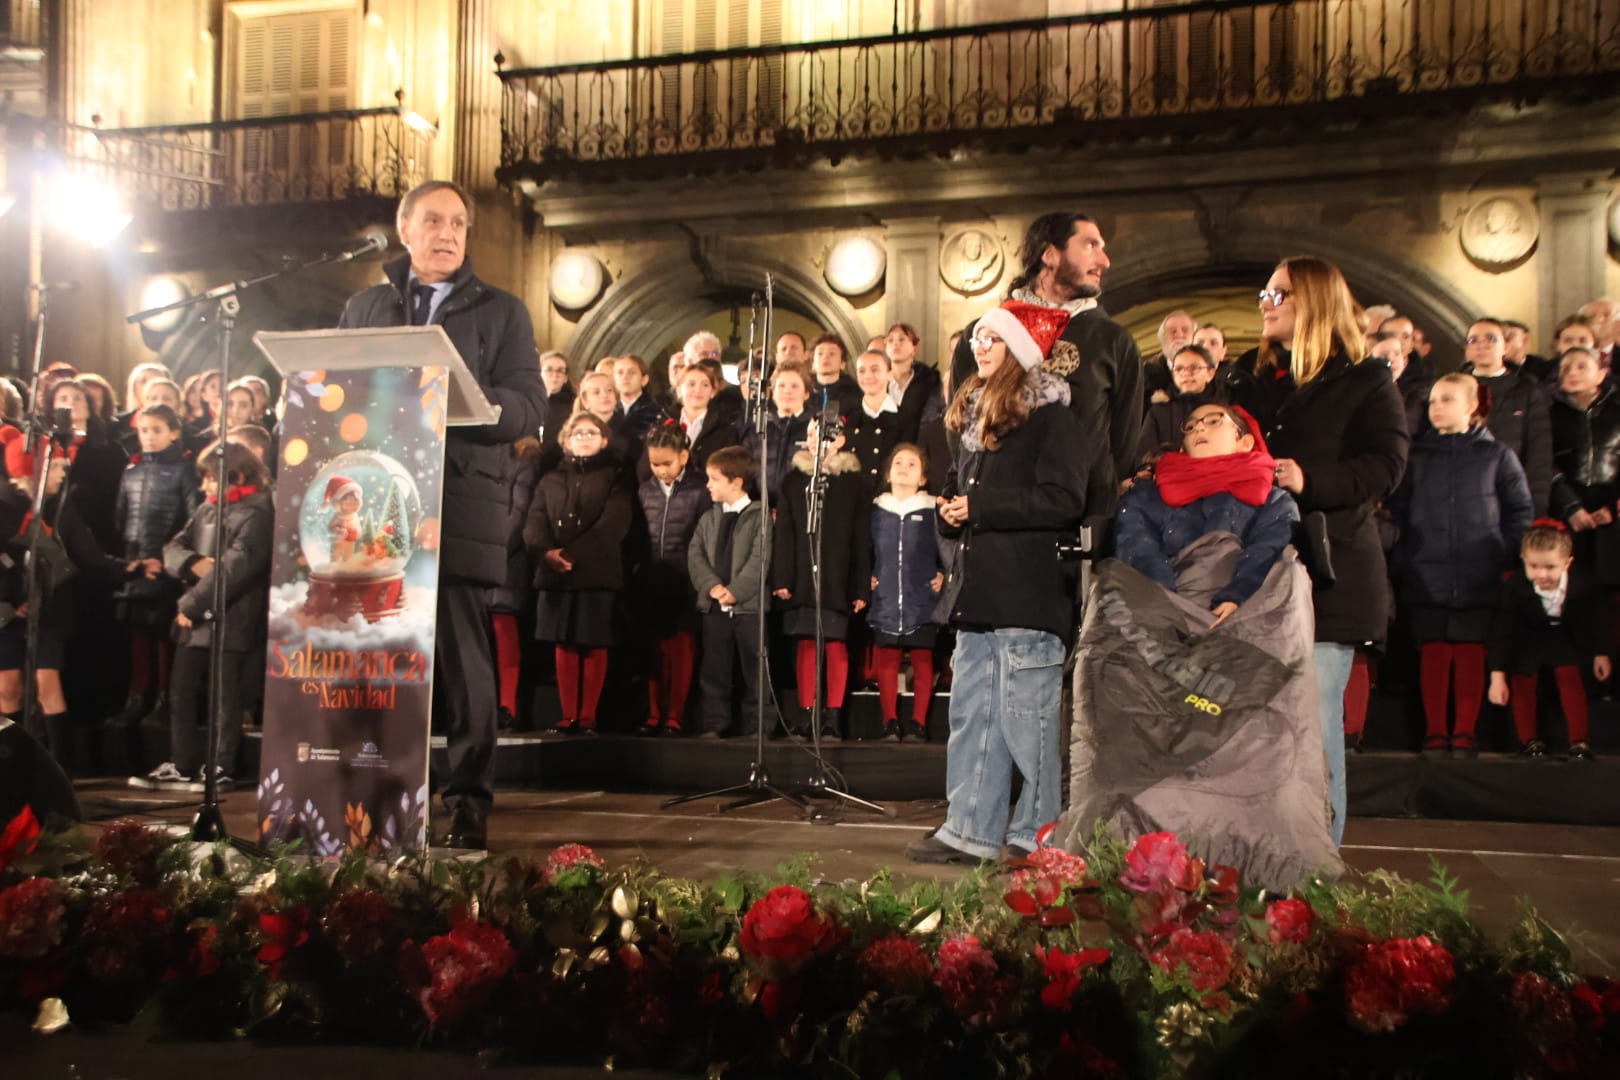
[248,327,497,854]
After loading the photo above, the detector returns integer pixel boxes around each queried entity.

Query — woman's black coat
[771,450,871,615]
[1265,353,1410,646]
[524,451,633,593]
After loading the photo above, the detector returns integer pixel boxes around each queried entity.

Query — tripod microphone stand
[662,275,809,815]
[796,406,890,821]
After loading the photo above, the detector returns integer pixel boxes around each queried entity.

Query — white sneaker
[128,762,189,790]
[181,766,235,794]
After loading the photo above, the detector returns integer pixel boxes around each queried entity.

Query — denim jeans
[1314,641,1354,846]
[938,628,1066,859]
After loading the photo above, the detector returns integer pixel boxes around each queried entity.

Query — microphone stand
[797,408,889,821]
[125,237,384,844]
[663,275,809,814]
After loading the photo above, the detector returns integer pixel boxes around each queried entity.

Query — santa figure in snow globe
[301,450,422,623]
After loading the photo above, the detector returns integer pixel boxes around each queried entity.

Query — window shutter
[229,4,358,181]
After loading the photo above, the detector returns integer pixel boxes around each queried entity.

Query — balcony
[497,0,1620,189]
[47,104,436,212]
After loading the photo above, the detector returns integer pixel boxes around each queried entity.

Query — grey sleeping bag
[1052,532,1343,889]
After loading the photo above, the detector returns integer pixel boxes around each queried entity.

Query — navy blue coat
[1389,425,1534,613]
[114,444,200,601]
[1115,482,1299,607]
[868,492,945,636]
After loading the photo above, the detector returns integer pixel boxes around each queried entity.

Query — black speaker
[0,722,82,824]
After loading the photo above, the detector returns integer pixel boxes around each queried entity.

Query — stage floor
[77,782,1620,978]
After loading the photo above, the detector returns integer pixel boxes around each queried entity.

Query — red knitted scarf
[1154,449,1278,508]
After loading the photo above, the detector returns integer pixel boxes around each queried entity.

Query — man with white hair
[1146,310,1197,406]
[1579,299,1618,370]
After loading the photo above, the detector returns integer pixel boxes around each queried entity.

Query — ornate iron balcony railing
[53,104,436,212]
[497,0,1620,187]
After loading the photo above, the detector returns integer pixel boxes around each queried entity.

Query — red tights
[491,613,521,716]
[128,629,173,695]
[647,632,696,729]
[1343,651,1373,738]
[1510,668,1588,745]
[870,646,935,723]
[554,645,609,728]
[1419,642,1486,739]
[795,639,848,709]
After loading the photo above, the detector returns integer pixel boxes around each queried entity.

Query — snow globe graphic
[299,449,421,622]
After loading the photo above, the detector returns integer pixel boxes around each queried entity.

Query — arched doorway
[561,254,870,393]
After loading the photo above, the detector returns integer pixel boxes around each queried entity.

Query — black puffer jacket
[523,451,632,593]
[1388,425,1533,612]
[633,470,710,632]
[1550,388,1620,519]
[772,450,872,616]
[338,255,546,586]
[938,371,1090,641]
[1469,366,1553,516]
[1266,353,1410,646]
[163,491,274,652]
[114,445,199,601]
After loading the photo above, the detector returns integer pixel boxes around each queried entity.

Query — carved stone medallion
[940,227,1005,296]
[1460,196,1538,270]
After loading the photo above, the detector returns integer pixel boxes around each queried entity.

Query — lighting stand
[662,275,809,815]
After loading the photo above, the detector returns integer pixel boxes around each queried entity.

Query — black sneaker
[905,832,979,866]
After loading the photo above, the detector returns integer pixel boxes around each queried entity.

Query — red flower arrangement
[1265,897,1316,945]
[1343,935,1456,1034]
[1119,832,1199,895]
[82,886,171,983]
[0,807,41,871]
[1036,944,1110,1012]
[544,842,606,886]
[91,818,173,885]
[1150,927,1235,995]
[0,877,67,959]
[858,934,934,996]
[411,920,516,1027]
[322,888,394,963]
[738,885,836,978]
[258,906,312,981]
[933,934,1016,1030]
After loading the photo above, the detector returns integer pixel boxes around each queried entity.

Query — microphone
[336,232,388,262]
[28,282,80,292]
[50,407,76,447]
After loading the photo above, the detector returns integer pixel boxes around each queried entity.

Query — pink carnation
[1009,846,1088,905]
[933,934,1016,1029]
[1119,832,1198,895]
[1150,927,1235,994]
[543,843,606,885]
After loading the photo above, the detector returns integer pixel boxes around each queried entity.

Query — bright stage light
[46,172,132,247]
[0,193,14,220]
[137,276,191,334]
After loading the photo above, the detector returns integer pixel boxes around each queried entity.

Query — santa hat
[974,301,1072,371]
[323,475,362,505]
[1,426,33,480]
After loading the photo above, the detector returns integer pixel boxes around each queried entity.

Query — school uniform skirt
[534,589,618,648]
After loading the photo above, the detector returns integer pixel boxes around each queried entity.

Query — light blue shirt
[406,274,454,325]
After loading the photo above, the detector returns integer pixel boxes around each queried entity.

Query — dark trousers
[700,609,768,735]
[170,645,243,777]
[433,581,497,811]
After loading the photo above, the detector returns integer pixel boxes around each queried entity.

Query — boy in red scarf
[1113,403,1298,628]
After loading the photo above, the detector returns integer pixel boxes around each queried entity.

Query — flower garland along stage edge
[2,809,1617,1079]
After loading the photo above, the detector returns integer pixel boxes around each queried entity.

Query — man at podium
[338,179,546,849]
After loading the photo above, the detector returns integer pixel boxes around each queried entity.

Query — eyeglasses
[1466,334,1501,345]
[1258,288,1292,309]
[1171,363,1212,376]
[970,332,1004,351]
[1180,413,1235,435]
[568,428,604,441]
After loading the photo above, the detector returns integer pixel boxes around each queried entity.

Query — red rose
[858,934,934,996]
[258,906,312,981]
[1265,898,1316,945]
[0,806,41,871]
[738,886,835,978]
[1343,936,1455,1034]
[1150,928,1234,994]
[543,842,606,886]
[0,878,67,959]
[1120,832,1198,895]
[1036,944,1110,1012]
[413,920,516,1026]
[934,934,1016,1030]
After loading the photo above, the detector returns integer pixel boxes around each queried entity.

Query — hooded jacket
[869,491,946,636]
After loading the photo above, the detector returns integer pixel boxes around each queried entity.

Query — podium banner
[256,366,449,853]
